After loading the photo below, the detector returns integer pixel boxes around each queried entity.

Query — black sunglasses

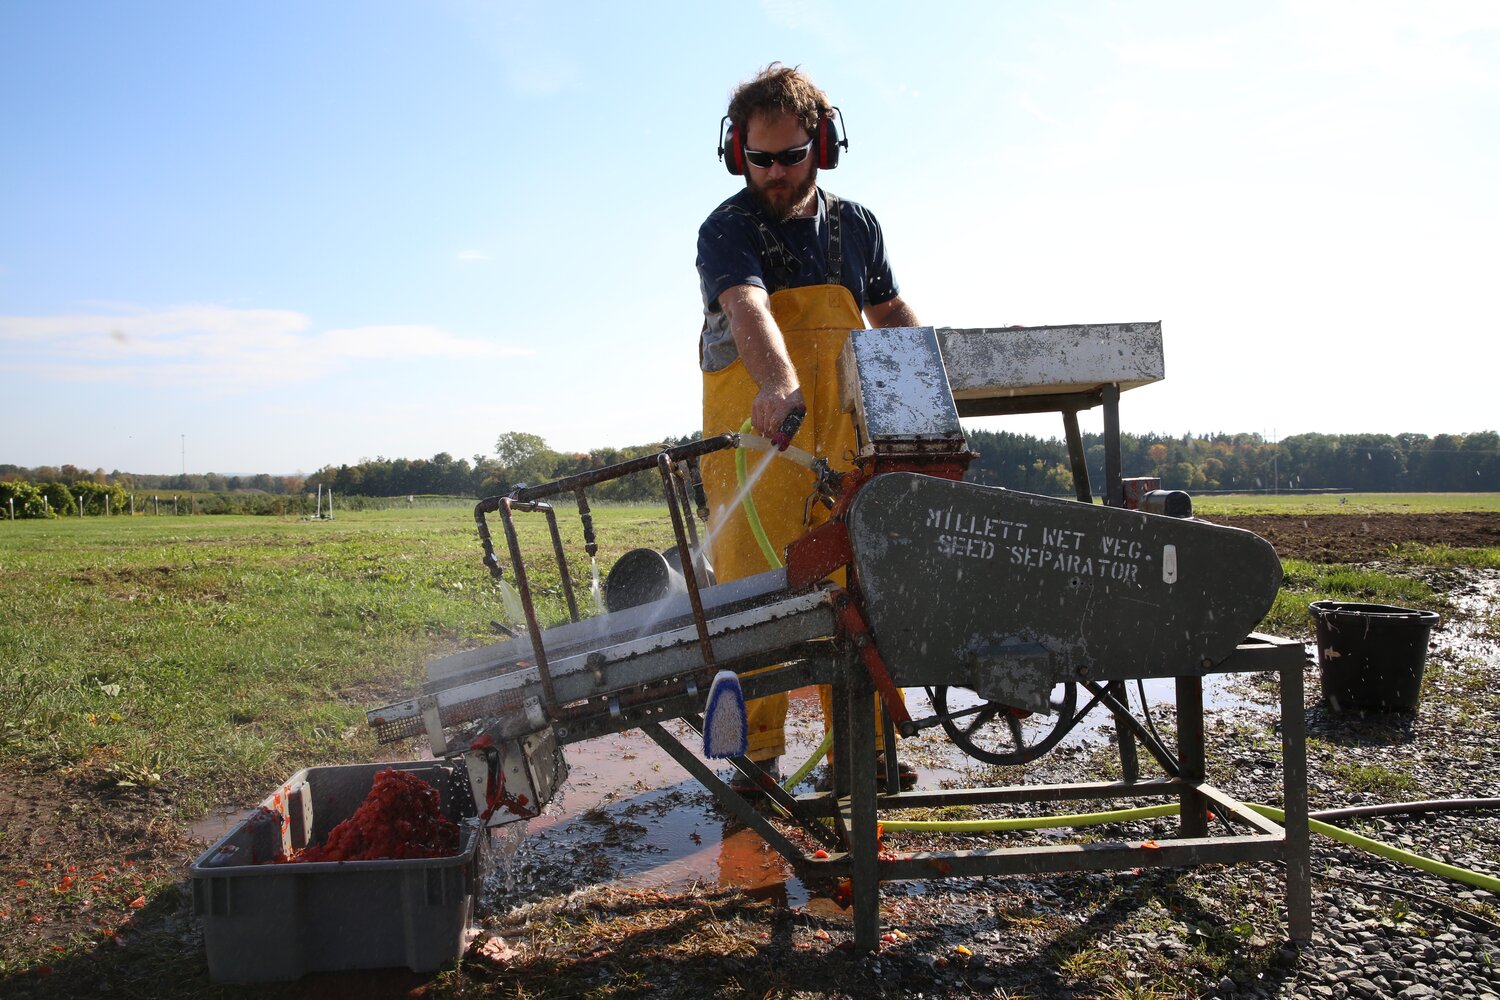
[743,137,815,169]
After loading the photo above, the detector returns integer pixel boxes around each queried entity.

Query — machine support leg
[1176,675,1208,837]
[1281,659,1312,943]
[831,674,853,799]
[1109,680,1139,782]
[880,710,901,794]
[1063,408,1093,504]
[845,653,881,951]
[1102,383,1123,507]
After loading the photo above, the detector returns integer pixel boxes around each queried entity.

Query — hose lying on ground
[1305,798,1500,824]
[1251,803,1500,894]
[785,769,1500,894]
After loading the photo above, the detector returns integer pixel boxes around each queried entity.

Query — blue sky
[3,1,1496,475]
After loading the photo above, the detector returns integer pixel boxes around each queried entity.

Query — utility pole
[181,434,186,477]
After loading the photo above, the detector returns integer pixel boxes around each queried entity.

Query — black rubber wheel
[932,683,1079,766]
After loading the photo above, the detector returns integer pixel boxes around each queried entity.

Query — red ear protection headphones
[717,107,847,176]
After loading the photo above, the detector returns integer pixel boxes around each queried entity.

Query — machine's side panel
[846,474,1281,688]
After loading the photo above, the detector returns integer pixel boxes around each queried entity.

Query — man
[696,63,919,792]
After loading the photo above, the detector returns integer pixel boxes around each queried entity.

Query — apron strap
[823,191,843,285]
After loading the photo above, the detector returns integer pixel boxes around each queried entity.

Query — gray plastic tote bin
[190,759,482,982]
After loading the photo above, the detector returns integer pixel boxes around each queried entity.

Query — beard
[748,167,818,222]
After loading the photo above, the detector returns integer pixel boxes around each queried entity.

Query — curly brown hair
[727,62,832,136]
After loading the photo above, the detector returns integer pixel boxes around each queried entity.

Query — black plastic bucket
[1309,601,1439,713]
[603,548,683,613]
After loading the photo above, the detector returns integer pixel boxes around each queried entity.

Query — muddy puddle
[488,688,839,911]
[185,670,1280,910]
[479,670,1281,914]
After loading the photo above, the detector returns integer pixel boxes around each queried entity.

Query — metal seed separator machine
[368,323,1311,950]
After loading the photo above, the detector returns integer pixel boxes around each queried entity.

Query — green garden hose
[780,731,835,792]
[1251,803,1500,894]
[736,418,782,569]
[875,803,1181,833]
[796,793,1500,893]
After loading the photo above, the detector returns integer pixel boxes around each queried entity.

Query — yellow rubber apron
[700,282,881,762]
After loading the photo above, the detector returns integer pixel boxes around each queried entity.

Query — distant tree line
[305,432,701,503]
[4,429,1495,519]
[0,464,308,496]
[966,429,1500,495]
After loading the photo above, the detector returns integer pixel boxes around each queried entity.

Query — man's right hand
[752,385,805,442]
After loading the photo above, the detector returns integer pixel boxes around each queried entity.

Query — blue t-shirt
[696,187,899,371]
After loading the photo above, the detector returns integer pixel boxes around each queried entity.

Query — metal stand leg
[1102,383,1123,507]
[1281,657,1312,943]
[845,653,881,951]
[1110,680,1139,782]
[831,675,853,798]
[880,710,901,794]
[1063,409,1093,504]
[1176,676,1207,837]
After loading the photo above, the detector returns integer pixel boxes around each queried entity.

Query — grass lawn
[2,491,1493,811]
[0,506,675,813]
[1191,491,1500,515]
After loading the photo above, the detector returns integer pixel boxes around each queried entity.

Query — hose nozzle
[770,405,806,451]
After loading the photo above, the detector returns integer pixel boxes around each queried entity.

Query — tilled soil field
[1,513,1497,999]
[1208,512,1500,564]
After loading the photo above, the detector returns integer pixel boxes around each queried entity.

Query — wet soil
[1,513,1497,997]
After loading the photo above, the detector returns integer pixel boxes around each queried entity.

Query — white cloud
[320,325,514,359]
[0,304,532,392]
[1286,0,1500,89]
[759,0,847,50]
[1016,93,1055,124]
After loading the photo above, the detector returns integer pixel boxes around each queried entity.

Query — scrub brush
[702,669,748,759]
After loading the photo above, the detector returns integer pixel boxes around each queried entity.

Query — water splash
[589,557,605,617]
[616,446,784,643]
[496,579,536,659]
[498,578,526,625]
[481,819,531,895]
[695,446,779,566]
[588,556,613,640]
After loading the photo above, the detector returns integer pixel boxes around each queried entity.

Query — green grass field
[0,506,676,811]
[1,493,1493,815]
[1191,492,1500,515]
